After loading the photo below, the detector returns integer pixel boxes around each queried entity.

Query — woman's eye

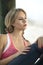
[18,19,23,20]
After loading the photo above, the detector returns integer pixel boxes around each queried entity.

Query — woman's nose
[23,19,26,23]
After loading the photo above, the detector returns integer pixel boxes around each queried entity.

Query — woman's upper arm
[0,34,7,59]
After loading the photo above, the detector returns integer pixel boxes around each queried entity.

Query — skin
[0,11,30,65]
[0,11,43,65]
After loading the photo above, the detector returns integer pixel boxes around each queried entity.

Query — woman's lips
[24,24,27,26]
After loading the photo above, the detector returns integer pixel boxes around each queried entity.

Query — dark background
[0,0,15,34]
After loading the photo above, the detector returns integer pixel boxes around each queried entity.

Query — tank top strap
[3,33,11,53]
[8,33,13,44]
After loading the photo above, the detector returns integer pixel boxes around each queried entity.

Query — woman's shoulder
[0,34,7,46]
[0,34,7,40]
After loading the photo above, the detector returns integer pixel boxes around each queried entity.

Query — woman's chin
[22,27,26,30]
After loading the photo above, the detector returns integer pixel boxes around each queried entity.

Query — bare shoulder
[0,34,7,47]
[0,34,7,41]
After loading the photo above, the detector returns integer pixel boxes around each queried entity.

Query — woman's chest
[13,39,25,51]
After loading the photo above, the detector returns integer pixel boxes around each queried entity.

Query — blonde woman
[0,8,43,65]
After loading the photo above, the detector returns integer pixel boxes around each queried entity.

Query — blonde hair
[5,8,26,33]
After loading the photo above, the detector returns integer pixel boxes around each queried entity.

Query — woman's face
[13,11,27,30]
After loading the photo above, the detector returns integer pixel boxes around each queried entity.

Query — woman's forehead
[17,11,26,18]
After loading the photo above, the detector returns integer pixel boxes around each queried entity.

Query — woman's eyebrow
[18,17,26,19]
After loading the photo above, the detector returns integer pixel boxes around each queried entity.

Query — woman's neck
[10,29,24,38]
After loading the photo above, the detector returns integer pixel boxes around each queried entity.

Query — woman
[0,8,43,65]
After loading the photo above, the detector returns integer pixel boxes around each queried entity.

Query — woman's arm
[0,52,21,65]
[0,34,21,65]
[7,37,43,65]
[7,43,41,65]
[0,34,31,65]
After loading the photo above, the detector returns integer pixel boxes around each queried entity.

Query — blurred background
[0,0,15,33]
[0,0,43,43]
[16,0,43,43]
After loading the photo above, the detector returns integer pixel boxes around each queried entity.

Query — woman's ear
[11,23,15,27]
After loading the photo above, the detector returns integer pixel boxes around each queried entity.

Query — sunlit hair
[5,8,26,33]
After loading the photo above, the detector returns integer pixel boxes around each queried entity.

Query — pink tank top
[1,33,28,59]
